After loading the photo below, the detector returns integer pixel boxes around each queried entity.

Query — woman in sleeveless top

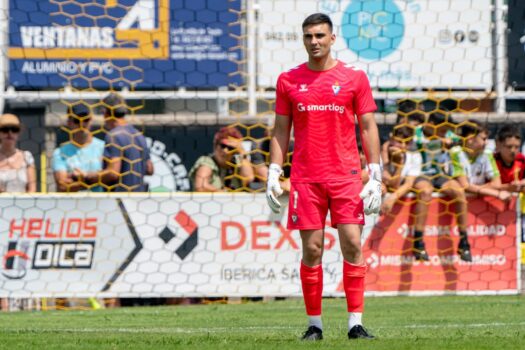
[0,114,36,193]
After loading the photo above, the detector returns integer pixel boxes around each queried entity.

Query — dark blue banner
[8,0,241,89]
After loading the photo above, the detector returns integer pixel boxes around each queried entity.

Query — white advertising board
[258,0,492,89]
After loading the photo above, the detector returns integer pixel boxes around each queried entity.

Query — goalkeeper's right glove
[266,163,284,213]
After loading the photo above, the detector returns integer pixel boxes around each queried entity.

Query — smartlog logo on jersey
[2,218,97,280]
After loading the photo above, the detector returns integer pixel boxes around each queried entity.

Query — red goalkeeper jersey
[494,152,525,184]
[275,60,377,182]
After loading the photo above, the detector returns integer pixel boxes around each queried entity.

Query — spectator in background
[0,114,36,193]
[0,113,36,310]
[451,120,512,201]
[79,93,153,191]
[189,126,254,192]
[381,109,425,165]
[53,103,104,192]
[411,111,471,262]
[494,124,525,192]
[381,125,422,212]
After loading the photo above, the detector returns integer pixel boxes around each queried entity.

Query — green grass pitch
[0,295,524,349]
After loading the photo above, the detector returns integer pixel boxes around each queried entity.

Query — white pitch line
[2,322,525,334]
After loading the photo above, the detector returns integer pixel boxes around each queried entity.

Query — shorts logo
[358,213,364,220]
[332,81,341,95]
[291,214,298,223]
[298,84,308,92]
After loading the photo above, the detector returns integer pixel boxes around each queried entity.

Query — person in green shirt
[189,126,255,192]
[410,111,472,262]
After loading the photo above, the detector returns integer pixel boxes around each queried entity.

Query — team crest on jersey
[332,81,341,95]
[298,84,308,92]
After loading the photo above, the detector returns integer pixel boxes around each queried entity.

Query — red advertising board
[363,196,518,293]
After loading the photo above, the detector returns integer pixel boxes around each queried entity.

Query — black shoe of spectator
[348,325,375,339]
[413,240,430,261]
[301,326,323,341]
[458,239,472,262]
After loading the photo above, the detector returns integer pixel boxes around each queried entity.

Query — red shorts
[287,179,365,230]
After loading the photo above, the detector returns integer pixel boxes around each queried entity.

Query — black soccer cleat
[413,240,430,261]
[458,239,472,262]
[348,325,375,340]
[301,326,323,341]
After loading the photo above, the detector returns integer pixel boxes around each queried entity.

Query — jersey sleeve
[275,73,292,116]
[485,152,500,180]
[448,147,467,178]
[353,71,377,117]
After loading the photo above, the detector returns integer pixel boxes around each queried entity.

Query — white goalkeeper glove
[359,163,382,215]
[266,163,284,213]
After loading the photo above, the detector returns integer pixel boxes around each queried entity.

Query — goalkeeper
[266,13,381,341]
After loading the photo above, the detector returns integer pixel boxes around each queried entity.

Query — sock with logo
[300,261,323,329]
[343,260,367,315]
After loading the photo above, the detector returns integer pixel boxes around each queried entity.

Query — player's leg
[440,179,471,262]
[338,224,374,339]
[412,178,433,261]
[299,229,324,340]
[329,179,374,340]
[288,182,328,341]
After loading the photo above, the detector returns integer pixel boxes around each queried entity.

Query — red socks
[343,260,367,312]
[300,261,323,316]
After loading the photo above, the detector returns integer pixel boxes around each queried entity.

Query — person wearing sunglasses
[0,113,36,193]
[52,103,105,192]
[189,126,255,192]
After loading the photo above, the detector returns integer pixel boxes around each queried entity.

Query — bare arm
[26,164,37,193]
[193,165,222,192]
[269,114,292,166]
[146,159,154,176]
[457,175,511,200]
[357,113,381,165]
[382,176,416,213]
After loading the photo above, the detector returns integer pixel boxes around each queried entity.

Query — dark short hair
[427,111,449,126]
[496,124,521,143]
[102,93,128,118]
[302,13,333,32]
[392,125,414,141]
[459,119,488,138]
[68,102,91,119]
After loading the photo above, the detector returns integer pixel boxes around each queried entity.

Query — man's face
[67,116,92,136]
[497,136,521,164]
[303,23,335,60]
[466,131,488,153]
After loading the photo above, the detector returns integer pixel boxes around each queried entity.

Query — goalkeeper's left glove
[359,163,382,215]
[266,163,284,213]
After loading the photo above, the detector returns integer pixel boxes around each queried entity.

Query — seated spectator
[0,114,36,193]
[189,126,255,192]
[410,111,471,262]
[451,120,511,201]
[381,109,425,165]
[494,124,525,192]
[78,93,154,192]
[381,125,422,212]
[53,103,104,192]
